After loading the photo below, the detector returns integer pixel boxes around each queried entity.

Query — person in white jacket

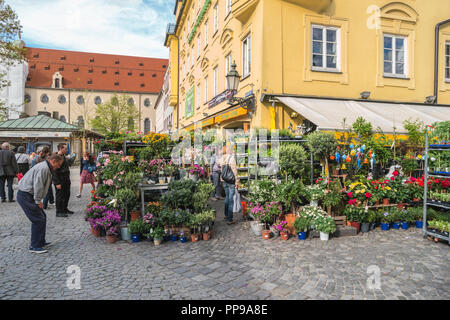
[17,154,63,254]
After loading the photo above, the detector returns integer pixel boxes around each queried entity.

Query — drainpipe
[434,19,450,104]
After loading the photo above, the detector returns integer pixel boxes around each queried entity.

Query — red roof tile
[25,47,168,93]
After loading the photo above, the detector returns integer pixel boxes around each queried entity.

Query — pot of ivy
[293,216,309,240]
[152,227,164,246]
[315,215,336,241]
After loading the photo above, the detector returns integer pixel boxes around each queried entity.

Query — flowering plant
[146,201,162,215]
[189,164,205,177]
[248,178,279,205]
[101,210,121,236]
[249,203,264,221]
[273,220,289,233]
[164,160,178,177]
[304,184,326,202]
[314,215,336,234]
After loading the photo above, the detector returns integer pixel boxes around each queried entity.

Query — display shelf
[424,229,450,242]
[428,173,450,178]
[238,167,249,171]
[426,201,450,210]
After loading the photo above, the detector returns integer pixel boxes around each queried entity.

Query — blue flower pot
[171,235,178,241]
[415,220,423,229]
[131,234,141,243]
[298,232,307,240]
[401,222,409,230]
[180,236,187,243]
[381,222,390,231]
[392,222,400,229]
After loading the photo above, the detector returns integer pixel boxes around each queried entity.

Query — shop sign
[208,89,235,109]
[214,107,247,123]
[185,87,195,119]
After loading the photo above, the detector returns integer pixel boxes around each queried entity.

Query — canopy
[277,96,450,134]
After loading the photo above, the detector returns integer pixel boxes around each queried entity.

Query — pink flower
[347,192,353,198]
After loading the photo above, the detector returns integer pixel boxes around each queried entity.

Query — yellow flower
[385,186,391,191]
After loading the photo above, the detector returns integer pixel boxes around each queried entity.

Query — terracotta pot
[262,229,271,240]
[382,198,389,205]
[397,204,406,209]
[413,198,419,202]
[203,232,211,241]
[106,235,117,243]
[241,201,248,217]
[350,221,360,233]
[280,231,289,240]
[375,200,380,205]
[91,227,101,237]
[191,234,200,243]
[346,220,352,226]
[130,211,141,222]
[284,213,297,235]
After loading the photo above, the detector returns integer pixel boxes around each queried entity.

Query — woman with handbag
[76,151,96,198]
[220,145,239,225]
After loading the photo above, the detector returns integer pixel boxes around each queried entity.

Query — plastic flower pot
[91,227,101,238]
[180,236,187,243]
[361,223,370,233]
[153,238,162,246]
[131,234,141,243]
[350,222,360,233]
[381,222,390,231]
[191,234,200,243]
[106,235,117,244]
[401,222,409,230]
[392,222,400,229]
[171,235,178,241]
[262,229,271,240]
[415,220,423,229]
[370,222,376,230]
[130,211,141,222]
[319,232,329,241]
[250,221,264,236]
[298,232,307,240]
[203,232,211,241]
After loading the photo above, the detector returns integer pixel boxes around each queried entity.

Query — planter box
[333,226,357,237]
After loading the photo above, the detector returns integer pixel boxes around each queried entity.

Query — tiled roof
[25,47,168,93]
[0,115,78,131]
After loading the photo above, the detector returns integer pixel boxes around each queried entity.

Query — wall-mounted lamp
[291,112,298,119]
[360,91,371,99]
[425,95,436,104]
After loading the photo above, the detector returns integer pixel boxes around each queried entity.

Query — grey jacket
[0,149,18,177]
[18,160,52,204]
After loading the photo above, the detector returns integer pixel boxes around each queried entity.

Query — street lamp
[226,61,255,118]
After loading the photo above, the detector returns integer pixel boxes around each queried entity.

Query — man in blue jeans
[0,142,18,202]
[17,154,63,254]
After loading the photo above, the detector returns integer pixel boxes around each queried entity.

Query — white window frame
[213,66,218,96]
[197,34,201,58]
[383,34,408,78]
[197,83,201,109]
[445,42,450,82]
[205,20,208,47]
[311,24,341,72]
[226,0,232,16]
[214,4,219,34]
[204,76,209,103]
[242,33,251,78]
[225,53,232,89]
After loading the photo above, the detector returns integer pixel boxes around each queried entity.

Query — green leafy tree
[0,0,26,121]
[352,117,373,144]
[306,131,338,178]
[403,118,425,147]
[279,143,308,179]
[89,94,140,135]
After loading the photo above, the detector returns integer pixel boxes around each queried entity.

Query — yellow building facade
[166,0,450,133]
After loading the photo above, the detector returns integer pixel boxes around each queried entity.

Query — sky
[7,0,174,58]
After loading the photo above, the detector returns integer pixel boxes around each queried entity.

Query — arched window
[144,98,151,107]
[144,118,151,134]
[60,115,66,123]
[94,96,102,105]
[128,98,135,105]
[24,94,31,104]
[77,95,84,105]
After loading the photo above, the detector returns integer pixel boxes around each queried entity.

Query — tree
[89,94,140,135]
[0,0,26,121]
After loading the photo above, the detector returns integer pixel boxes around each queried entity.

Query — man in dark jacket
[0,142,18,202]
[53,143,75,217]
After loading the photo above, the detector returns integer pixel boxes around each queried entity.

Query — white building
[155,68,172,133]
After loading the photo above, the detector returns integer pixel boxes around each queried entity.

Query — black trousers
[55,182,71,213]
[0,176,14,201]
[17,190,46,248]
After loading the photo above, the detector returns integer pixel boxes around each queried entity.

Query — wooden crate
[333,216,347,226]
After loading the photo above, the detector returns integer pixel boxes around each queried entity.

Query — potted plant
[187,214,201,242]
[391,208,401,229]
[304,184,325,207]
[128,219,144,243]
[116,188,138,240]
[368,209,377,231]
[248,203,265,236]
[199,209,215,240]
[164,161,178,183]
[293,216,310,240]
[85,205,108,237]
[276,179,304,234]
[314,215,336,241]
[188,164,205,181]
[379,210,392,231]
[265,202,283,239]
[152,226,165,246]
[101,209,121,244]
[399,209,414,230]
[360,211,371,233]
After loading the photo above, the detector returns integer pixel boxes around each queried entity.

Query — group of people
[0,141,98,254]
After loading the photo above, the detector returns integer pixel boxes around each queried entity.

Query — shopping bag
[233,189,242,213]
[16,173,23,181]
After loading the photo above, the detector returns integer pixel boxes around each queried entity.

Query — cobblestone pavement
[0,169,449,300]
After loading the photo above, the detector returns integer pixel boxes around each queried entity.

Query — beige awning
[277,96,450,134]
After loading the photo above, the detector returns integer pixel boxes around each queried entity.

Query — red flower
[365,192,372,198]
[410,177,416,182]
[393,170,399,176]
[374,186,378,190]
[390,176,395,180]
[347,192,353,198]
[348,199,357,205]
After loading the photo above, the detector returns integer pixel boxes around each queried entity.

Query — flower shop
[85,118,449,246]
